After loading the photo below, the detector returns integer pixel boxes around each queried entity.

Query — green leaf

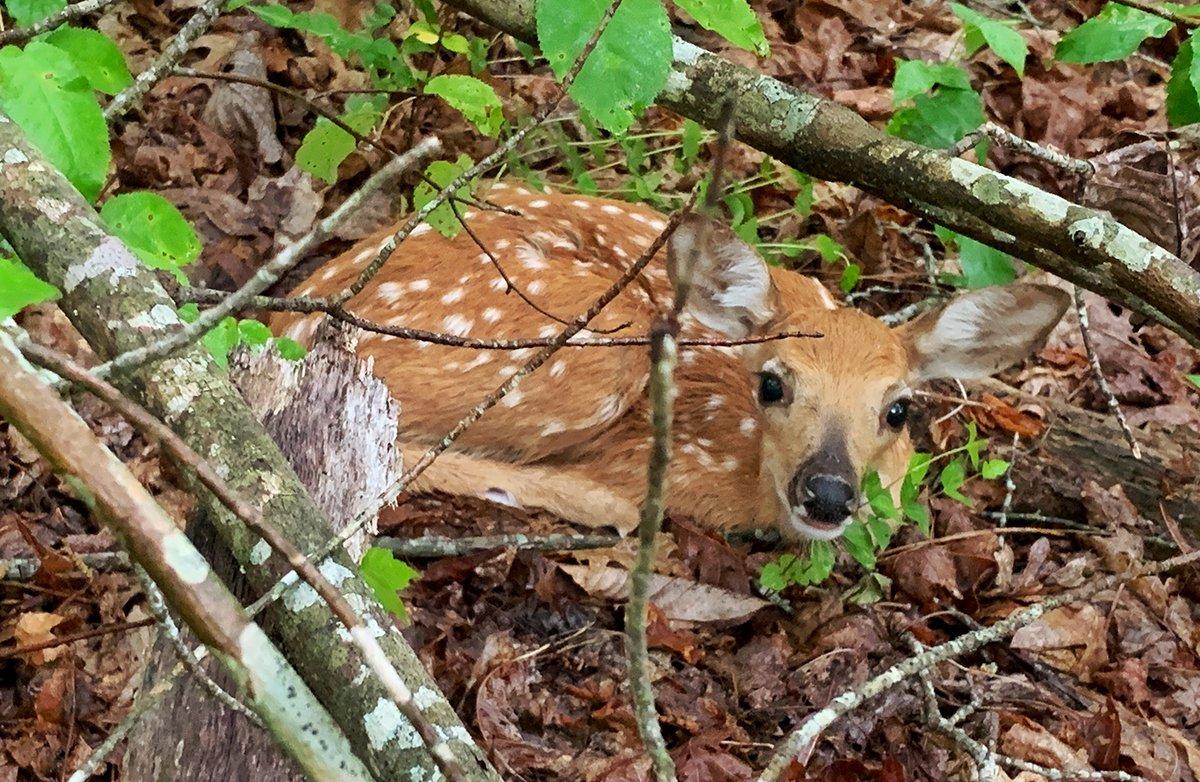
[100,192,201,284]
[888,85,985,149]
[674,0,769,55]
[41,26,133,95]
[964,421,985,468]
[359,547,420,620]
[424,74,503,136]
[536,0,672,133]
[862,470,899,522]
[842,521,877,570]
[295,97,381,184]
[956,234,1015,288]
[413,154,475,238]
[5,0,65,27]
[274,336,307,361]
[892,60,973,106]
[866,514,894,550]
[680,118,703,167]
[245,3,294,27]
[1056,2,1173,63]
[177,302,199,322]
[951,4,1028,76]
[202,316,240,368]
[1168,31,1200,127]
[938,457,971,504]
[237,318,272,347]
[980,458,1010,479]
[0,256,58,319]
[847,572,891,605]
[793,171,814,217]
[804,540,836,584]
[1187,373,1200,389]
[0,42,109,202]
[839,262,861,293]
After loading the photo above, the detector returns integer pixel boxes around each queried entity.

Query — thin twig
[1074,286,1142,459]
[95,138,440,377]
[19,339,465,780]
[0,0,120,45]
[1110,0,1198,27]
[625,322,680,782]
[1,551,130,580]
[755,546,1200,780]
[0,619,154,659]
[104,0,223,120]
[131,564,261,726]
[180,286,819,348]
[375,532,621,558]
[948,122,1095,178]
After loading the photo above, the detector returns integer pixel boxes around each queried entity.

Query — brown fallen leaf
[1010,603,1108,679]
[13,612,65,665]
[558,565,768,623]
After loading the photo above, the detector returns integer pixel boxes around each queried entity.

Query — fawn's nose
[801,474,855,523]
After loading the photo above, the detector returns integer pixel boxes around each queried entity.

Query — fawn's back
[274,183,1069,540]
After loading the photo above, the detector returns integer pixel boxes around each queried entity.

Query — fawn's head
[668,214,1069,540]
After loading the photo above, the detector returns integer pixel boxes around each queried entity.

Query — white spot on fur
[501,389,524,407]
[408,278,430,292]
[529,199,549,208]
[490,277,507,292]
[378,282,405,302]
[740,417,757,435]
[601,204,623,215]
[571,199,591,209]
[442,314,473,335]
[441,287,465,304]
[482,307,503,323]
[516,243,547,270]
[549,360,567,378]
[527,280,545,294]
[410,223,432,237]
[541,420,566,435]
[483,488,522,508]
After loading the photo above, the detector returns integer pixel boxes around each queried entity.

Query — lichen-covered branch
[0,112,499,780]
[444,0,1200,344]
[0,336,375,782]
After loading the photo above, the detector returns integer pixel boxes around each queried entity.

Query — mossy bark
[0,114,498,781]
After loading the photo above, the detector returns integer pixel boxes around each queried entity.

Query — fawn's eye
[884,398,911,430]
[758,372,786,405]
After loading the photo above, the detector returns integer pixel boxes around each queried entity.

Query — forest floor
[3,0,1200,780]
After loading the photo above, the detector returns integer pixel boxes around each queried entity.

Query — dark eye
[758,372,786,405]
[885,398,911,429]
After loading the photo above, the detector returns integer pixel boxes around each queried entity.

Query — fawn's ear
[667,214,778,339]
[898,283,1071,382]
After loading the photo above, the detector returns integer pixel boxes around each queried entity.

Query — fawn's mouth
[787,504,852,541]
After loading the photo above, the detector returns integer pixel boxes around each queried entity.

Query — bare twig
[95,137,440,377]
[0,618,154,659]
[948,122,1095,178]
[376,532,620,558]
[1074,286,1142,459]
[104,0,223,120]
[625,321,679,782]
[19,338,465,780]
[1,551,130,580]
[0,0,120,45]
[180,286,819,348]
[755,547,1200,780]
[132,564,261,726]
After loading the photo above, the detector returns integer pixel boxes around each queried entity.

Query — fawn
[273,183,1068,540]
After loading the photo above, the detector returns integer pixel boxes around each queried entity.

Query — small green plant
[178,304,305,367]
[757,422,1011,591]
[358,546,420,621]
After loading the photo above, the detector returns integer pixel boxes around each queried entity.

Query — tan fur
[272,184,1067,538]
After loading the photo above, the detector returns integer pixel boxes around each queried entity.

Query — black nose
[802,475,855,522]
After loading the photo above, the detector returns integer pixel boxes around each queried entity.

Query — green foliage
[951,4,1027,76]
[1056,2,1173,63]
[4,0,65,27]
[759,541,835,591]
[938,458,970,504]
[425,74,504,136]
[980,458,1010,479]
[0,41,109,202]
[956,235,1015,287]
[40,27,132,94]
[675,0,769,56]
[100,193,202,284]
[178,305,301,366]
[1168,31,1200,126]
[359,546,420,621]
[888,60,984,149]
[1188,373,1200,389]
[295,97,382,184]
[413,154,475,238]
[535,0,672,132]
[0,256,58,319]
